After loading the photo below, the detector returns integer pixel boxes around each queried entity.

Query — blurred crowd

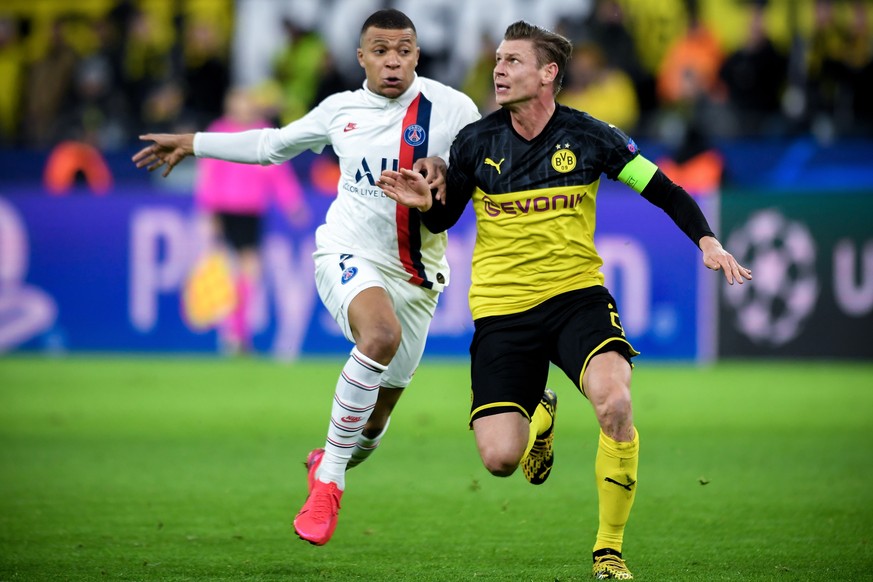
[0,0,234,151]
[0,0,871,155]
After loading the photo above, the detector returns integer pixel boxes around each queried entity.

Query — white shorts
[314,253,440,388]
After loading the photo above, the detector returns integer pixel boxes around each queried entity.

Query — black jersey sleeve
[419,136,477,233]
[640,169,716,247]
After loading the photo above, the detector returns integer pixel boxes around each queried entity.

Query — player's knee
[594,388,633,432]
[357,323,401,363]
[483,458,518,478]
[479,446,521,477]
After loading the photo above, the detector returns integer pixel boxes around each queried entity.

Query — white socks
[347,417,391,469]
[316,347,386,489]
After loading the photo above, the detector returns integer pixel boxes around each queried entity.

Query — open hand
[412,156,447,204]
[378,168,433,211]
[700,236,753,285]
[132,133,195,177]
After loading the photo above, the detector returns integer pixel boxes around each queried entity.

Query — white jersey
[197,75,480,292]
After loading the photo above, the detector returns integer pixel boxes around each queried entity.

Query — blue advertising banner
[0,181,711,361]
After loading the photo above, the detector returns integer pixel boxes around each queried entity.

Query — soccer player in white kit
[133,9,480,546]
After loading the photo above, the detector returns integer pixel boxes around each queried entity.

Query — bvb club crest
[551,144,576,173]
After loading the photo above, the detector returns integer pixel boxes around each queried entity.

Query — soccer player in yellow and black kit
[379,20,751,580]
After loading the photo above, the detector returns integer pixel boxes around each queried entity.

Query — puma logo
[484,157,505,174]
[604,477,636,491]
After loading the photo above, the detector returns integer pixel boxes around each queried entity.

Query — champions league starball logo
[724,210,819,346]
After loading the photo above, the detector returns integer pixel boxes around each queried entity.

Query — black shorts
[469,286,638,423]
[216,212,262,251]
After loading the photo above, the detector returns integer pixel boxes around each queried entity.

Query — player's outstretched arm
[378,168,433,211]
[132,133,195,177]
[699,236,753,285]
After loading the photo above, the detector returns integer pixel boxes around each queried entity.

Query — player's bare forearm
[699,235,753,285]
[132,133,195,177]
[378,168,433,211]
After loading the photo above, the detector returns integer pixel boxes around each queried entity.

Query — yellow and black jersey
[421,104,714,320]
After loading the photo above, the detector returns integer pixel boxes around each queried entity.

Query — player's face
[493,39,547,108]
[358,27,420,99]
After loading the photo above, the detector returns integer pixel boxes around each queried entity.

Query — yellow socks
[522,401,553,460]
[593,427,639,554]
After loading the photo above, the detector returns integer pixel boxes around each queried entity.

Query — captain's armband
[617,156,659,193]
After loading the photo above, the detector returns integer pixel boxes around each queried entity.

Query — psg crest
[404,124,426,147]
[341,266,358,285]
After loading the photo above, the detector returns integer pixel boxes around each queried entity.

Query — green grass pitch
[1,356,871,581]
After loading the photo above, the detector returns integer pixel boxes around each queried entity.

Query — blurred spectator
[0,15,24,145]
[182,17,231,128]
[55,15,133,152]
[311,49,360,107]
[557,42,640,132]
[22,16,79,149]
[141,80,191,134]
[609,0,687,90]
[649,0,727,192]
[92,7,128,92]
[560,0,656,127]
[193,86,309,353]
[651,0,733,158]
[121,6,173,129]
[806,0,873,138]
[718,1,788,136]
[271,17,327,125]
[848,1,873,133]
[656,0,725,107]
[462,32,500,114]
[393,0,458,82]
[655,125,724,196]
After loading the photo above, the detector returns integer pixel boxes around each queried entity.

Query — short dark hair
[503,20,572,94]
[360,9,417,38]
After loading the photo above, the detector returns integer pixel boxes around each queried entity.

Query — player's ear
[543,62,558,88]
[357,48,365,68]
